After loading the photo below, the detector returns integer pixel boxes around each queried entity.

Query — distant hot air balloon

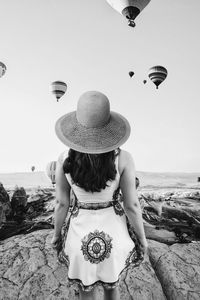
[135,177,140,189]
[143,79,147,84]
[31,166,35,172]
[51,81,67,102]
[129,71,134,78]
[46,161,57,186]
[0,62,6,78]
[148,66,168,89]
[106,0,151,27]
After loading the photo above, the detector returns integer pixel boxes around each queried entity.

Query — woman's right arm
[51,155,71,247]
[119,150,148,254]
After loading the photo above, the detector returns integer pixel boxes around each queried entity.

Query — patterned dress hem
[65,246,144,292]
[58,244,144,292]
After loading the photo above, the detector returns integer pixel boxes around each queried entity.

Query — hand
[51,234,61,249]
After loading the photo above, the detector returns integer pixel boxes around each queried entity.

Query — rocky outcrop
[1,185,200,298]
[0,229,165,300]
[1,185,200,244]
[148,240,200,300]
[26,188,55,219]
[1,229,200,300]
[0,188,54,241]
[0,183,11,225]
[140,191,200,244]
[10,187,28,223]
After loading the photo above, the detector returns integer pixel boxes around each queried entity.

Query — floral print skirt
[58,199,144,292]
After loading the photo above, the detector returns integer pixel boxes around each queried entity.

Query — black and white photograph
[0,1,200,299]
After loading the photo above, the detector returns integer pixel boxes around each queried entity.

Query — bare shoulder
[118,149,135,175]
[56,151,70,192]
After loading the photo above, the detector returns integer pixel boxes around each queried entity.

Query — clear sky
[0,0,200,173]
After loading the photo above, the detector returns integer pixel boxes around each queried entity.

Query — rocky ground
[1,183,200,299]
[0,230,200,300]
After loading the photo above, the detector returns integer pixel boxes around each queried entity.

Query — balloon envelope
[0,62,6,78]
[51,81,67,102]
[129,71,134,78]
[106,0,151,27]
[46,161,57,185]
[148,66,168,89]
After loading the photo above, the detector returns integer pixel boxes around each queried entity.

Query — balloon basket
[128,19,136,27]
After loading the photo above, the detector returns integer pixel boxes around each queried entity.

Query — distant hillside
[136,171,200,189]
[0,171,199,189]
[0,172,51,189]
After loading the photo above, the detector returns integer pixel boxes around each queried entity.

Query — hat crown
[55,90,131,154]
[76,91,110,128]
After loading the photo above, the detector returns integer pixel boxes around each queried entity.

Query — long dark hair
[63,149,119,192]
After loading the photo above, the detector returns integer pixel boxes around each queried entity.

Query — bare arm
[51,156,70,243]
[119,150,148,249]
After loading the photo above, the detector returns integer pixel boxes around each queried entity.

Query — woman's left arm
[51,157,70,245]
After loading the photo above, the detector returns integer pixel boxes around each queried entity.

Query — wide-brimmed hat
[55,91,131,154]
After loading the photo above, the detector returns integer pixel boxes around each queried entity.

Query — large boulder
[0,230,165,300]
[148,240,200,300]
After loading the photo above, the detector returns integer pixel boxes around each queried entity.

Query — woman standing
[51,91,148,300]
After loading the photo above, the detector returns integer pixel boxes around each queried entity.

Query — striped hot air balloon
[46,161,57,186]
[51,81,67,102]
[0,62,6,78]
[106,0,151,27]
[148,66,168,89]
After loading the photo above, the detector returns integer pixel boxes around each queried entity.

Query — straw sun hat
[55,91,131,154]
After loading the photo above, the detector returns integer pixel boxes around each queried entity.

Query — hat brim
[55,111,131,154]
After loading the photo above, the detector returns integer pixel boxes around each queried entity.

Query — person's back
[64,150,120,204]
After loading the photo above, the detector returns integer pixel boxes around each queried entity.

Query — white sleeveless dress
[58,152,144,291]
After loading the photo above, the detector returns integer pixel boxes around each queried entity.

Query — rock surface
[0,229,165,300]
[0,188,55,241]
[1,185,200,244]
[10,187,28,223]
[1,229,200,300]
[148,240,200,300]
[1,185,200,299]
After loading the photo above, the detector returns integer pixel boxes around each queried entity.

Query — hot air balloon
[31,166,35,172]
[0,62,6,78]
[135,177,140,189]
[46,161,56,186]
[143,80,147,84]
[106,0,151,27]
[129,71,134,78]
[148,66,168,89]
[51,81,67,102]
